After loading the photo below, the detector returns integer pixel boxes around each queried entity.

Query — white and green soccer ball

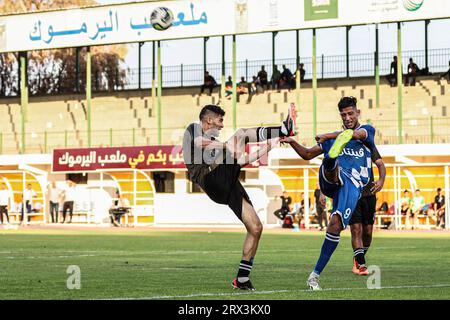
[151,7,174,31]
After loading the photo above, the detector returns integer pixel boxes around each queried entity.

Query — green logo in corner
[304,0,338,21]
[403,0,424,11]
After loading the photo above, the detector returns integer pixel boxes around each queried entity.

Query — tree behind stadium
[0,0,128,96]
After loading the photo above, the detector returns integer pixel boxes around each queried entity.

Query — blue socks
[313,232,340,275]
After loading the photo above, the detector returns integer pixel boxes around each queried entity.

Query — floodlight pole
[232,35,237,131]
[86,46,92,147]
[397,22,403,144]
[157,40,162,145]
[312,29,318,140]
[19,51,28,154]
[375,24,380,109]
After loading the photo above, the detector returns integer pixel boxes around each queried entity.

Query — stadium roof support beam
[272,32,277,75]
[75,47,81,93]
[397,22,404,144]
[86,46,92,147]
[232,35,237,131]
[138,42,144,90]
[346,26,351,78]
[375,24,380,109]
[220,36,225,101]
[19,51,28,155]
[425,20,430,70]
[157,40,162,145]
[312,29,317,140]
[203,37,209,77]
[152,41,156,117]
[295,30,301,110]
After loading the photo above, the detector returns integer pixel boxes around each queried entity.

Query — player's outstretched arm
[315,129,367,144]
[280,137,323,160]
[194,136,226,150]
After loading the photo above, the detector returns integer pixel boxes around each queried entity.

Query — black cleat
[232,278,256,291]
[281,103,297,137]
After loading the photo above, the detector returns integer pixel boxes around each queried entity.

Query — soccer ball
[150,7,174,31]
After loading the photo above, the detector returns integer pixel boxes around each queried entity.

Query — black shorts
[202,164,252,221]
[349,195,376,226]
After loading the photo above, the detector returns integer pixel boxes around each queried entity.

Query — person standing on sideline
[0,183,11,225]
[47,182,61,223]
[21,183,36,224]
[62,180,76,223]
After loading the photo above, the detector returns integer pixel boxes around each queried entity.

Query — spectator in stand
[410,189,425,229]
[200,71,217,96]
[271,65,282,90]
[405,58,419,86]
[257,65,269,90]
[237,76,249,94]
[295,63,306,84]
[21,183,36,224]
[0,183,11,225]
[440,61,450,81]
[280,64,294,90]
[61,180,76,223]
[387,56,399,87]
[224,76,233,98]
[47,181,61,223]
[434,188,446,229]
[251,76,264,95]
[314,182,327,231]
[273,191,292,221]
[400,189,411,217]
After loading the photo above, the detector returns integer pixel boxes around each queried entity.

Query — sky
[96,0,450,72]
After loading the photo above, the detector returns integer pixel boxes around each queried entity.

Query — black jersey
[183,123,226,187]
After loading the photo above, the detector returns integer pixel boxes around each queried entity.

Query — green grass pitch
[0,227,449,300]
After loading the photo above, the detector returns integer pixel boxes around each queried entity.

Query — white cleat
[306,273,322,291]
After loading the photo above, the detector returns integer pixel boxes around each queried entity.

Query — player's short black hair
[338,96,357,111]
[404,189,409,193]
[437,188,442,192]
[199,105,225,121]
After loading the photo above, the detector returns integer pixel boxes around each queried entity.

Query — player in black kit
[183,104,296,290]
[349,144,386,276]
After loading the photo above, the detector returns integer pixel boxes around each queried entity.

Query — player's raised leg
[226,103,297,159]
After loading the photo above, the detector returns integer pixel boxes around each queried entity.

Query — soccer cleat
[358,266,369,276]
[282,103,297,137]
[352,258,360,275]
[232,278,256,291]
[328,129,354,159]
[306,273,322,291]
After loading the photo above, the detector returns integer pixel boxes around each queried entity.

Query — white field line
[104,284,450,300]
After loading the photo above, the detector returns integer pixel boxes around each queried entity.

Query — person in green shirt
[410,189,425,229]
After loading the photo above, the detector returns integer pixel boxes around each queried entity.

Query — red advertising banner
[52,144,268,172]
[52,145,185,172]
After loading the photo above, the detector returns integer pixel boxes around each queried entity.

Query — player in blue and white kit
[281,97,377,290]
